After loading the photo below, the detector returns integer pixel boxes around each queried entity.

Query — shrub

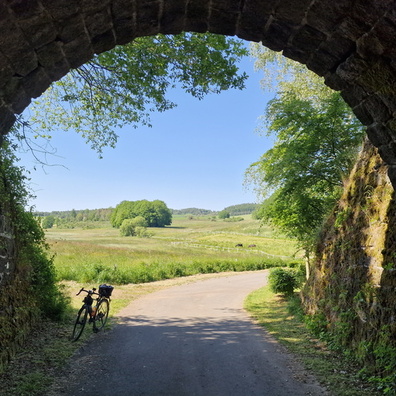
[268,267,301,296]
[120,216,148,236]
[218,210,230,219]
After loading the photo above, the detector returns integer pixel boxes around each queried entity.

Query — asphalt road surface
[52,272,328,396]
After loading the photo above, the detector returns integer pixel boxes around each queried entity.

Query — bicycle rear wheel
[70,306,88,341]
[93,299,109,332]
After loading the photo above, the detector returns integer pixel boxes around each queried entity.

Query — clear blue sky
[17,55,275,212]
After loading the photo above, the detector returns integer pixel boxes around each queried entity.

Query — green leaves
[246,46,365,257]
[111,199,172,228]
[22,33,248,155]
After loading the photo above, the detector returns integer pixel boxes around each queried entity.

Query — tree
[218,210,231,219]
[17,33,248,156]
[41,215,55,229]
[245,45,365,259]
[152,200,172,227]
[111,200,172,228]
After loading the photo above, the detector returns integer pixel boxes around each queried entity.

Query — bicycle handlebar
[76,287,99,296]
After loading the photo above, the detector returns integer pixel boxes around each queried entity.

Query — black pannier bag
[99,284,114,298]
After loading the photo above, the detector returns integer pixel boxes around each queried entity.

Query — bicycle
[70,284,114,342]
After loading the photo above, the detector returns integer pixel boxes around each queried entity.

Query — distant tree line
[35,208,113,222]
[35,208,113,228]
[171,208,215,216]
[35,203,259,229]
[223,203,260,216]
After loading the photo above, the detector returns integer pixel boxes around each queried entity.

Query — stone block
[359,60,396,95]
[357,32,384,59]
[17,12,57,48]
[282,47,310,65]
[84,8,114,38]
[57,14,87,44]
[237,1,270,42]
[336,54,369,84]
[81,0,111,13]
[324,73,347,91]
[320,33,355,61]
[364,14,396,59]
[351,99,374,126]
[0,52,14,89]
[0,106,16,133]
[291,24,327,52]
[7,0,44,19]
[353,0,393,27]
[361,95,392,124]
[136,0,161,36]
[3,77,31,114]
[160,0,186,34]
[306,0,352,34]
[92,30,117,55]
[36,41,65,67]
[378,93,396,117]
[186,0,210,33]
[262,18,296,52]
[209,6,239,35]
[306,49,338,76]
[337,82,368,107]
[40,0,80,21]
[0,2,11,23]
[4,49,38,78]
[44,58,70,82]
[0,18,31,57]
[337,16,370,41]
[378,141,396,166]
[274,0,312,24]
[111,0,136,21]
[366,123,392,147]
[62,35,94,69]
[22,67,52,99]
[114,18,137,45]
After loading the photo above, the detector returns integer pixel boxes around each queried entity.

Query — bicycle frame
[70,287,111,342]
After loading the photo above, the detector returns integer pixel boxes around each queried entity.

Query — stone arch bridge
[2,0,396,376]
[0,0,395,184]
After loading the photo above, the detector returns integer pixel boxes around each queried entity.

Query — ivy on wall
[0,138,68,370]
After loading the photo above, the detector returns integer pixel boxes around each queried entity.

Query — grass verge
[244,286,381,396]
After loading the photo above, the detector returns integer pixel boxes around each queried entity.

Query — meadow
[46,215,302,285]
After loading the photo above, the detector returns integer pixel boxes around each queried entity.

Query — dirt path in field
[47,272,328,396]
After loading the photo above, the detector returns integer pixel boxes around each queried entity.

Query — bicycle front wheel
[71,306,88,341]
[93,299,109,332]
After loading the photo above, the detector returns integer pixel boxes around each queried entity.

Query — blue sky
[17,55,275,212]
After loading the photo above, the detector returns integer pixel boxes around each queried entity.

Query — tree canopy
[16,33,248,156]
[111,199,172,228]
[246,44,365,257]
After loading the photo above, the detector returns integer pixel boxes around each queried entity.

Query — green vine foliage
[0,138,69,321]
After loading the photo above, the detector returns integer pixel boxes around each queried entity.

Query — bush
[268,267,301,296]
[120,216,148,236]
[218,210,230,219]
[41,215,55,229]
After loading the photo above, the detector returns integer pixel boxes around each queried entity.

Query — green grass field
[46,215,302,285]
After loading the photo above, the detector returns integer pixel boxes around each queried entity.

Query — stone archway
[0,0,396,183]
[2,0,396,377]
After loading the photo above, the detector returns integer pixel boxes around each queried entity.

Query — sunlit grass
[47,216,301,285]
[244,286,380,396]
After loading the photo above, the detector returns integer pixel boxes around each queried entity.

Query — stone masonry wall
[303,139,396,377]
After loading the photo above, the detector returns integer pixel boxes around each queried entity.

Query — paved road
[53,272,328,395]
